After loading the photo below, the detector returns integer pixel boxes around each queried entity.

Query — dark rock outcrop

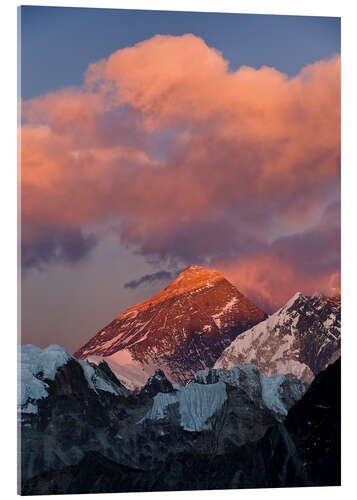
[140,369,174,398]
[277,356,341,486]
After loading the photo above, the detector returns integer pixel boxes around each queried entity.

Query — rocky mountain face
[74,265,267,387]
[19,343,340,495]
[19,345,131,483]
[215,292,341,383]
[276,356,341,486]
[23,356,341,495]
[139,369,174,398]
[19,344,306,492]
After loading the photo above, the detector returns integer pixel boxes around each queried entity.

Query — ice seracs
[143,363,307,431]
[144,381,228,432]
[194,364,307,418]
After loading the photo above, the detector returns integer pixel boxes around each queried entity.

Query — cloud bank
[20,34,340,310]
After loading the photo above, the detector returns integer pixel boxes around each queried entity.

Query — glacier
[144,381,228,432]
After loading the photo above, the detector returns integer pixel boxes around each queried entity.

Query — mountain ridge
[215,291,341,382]
[18,342,307,487]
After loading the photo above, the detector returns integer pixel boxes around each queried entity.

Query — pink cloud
[217,255,340,313]
[20,34,340,302]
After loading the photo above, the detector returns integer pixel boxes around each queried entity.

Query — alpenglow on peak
[74,266,267,386]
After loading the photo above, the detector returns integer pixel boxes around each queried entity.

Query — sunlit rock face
[74,265,267,386]
[215,292,341,383]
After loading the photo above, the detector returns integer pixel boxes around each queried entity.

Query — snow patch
[123,310,139,319]
[213,318,222,329]
[260,373,288,415]
[86,351,155,390]
[77,360,126,395]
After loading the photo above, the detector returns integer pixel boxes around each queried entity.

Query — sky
[20,7,341,353]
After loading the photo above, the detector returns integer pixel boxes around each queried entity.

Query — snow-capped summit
[214,292,341,383]
[74,266,267,386]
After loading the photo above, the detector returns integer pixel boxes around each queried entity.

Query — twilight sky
[20,7,341,353]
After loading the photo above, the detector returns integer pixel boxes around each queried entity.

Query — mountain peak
[115,266,225,319]
[169,265,223,291]
[74,266,266,386]
[184,264,204,271]
[179,264,222,277]
[279,291,305,312]
[215,291,341,383]
[181,264,216,273]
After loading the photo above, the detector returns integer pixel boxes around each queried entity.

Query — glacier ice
[145,381,227,432]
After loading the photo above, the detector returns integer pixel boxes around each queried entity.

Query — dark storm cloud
[21,227,97,270]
